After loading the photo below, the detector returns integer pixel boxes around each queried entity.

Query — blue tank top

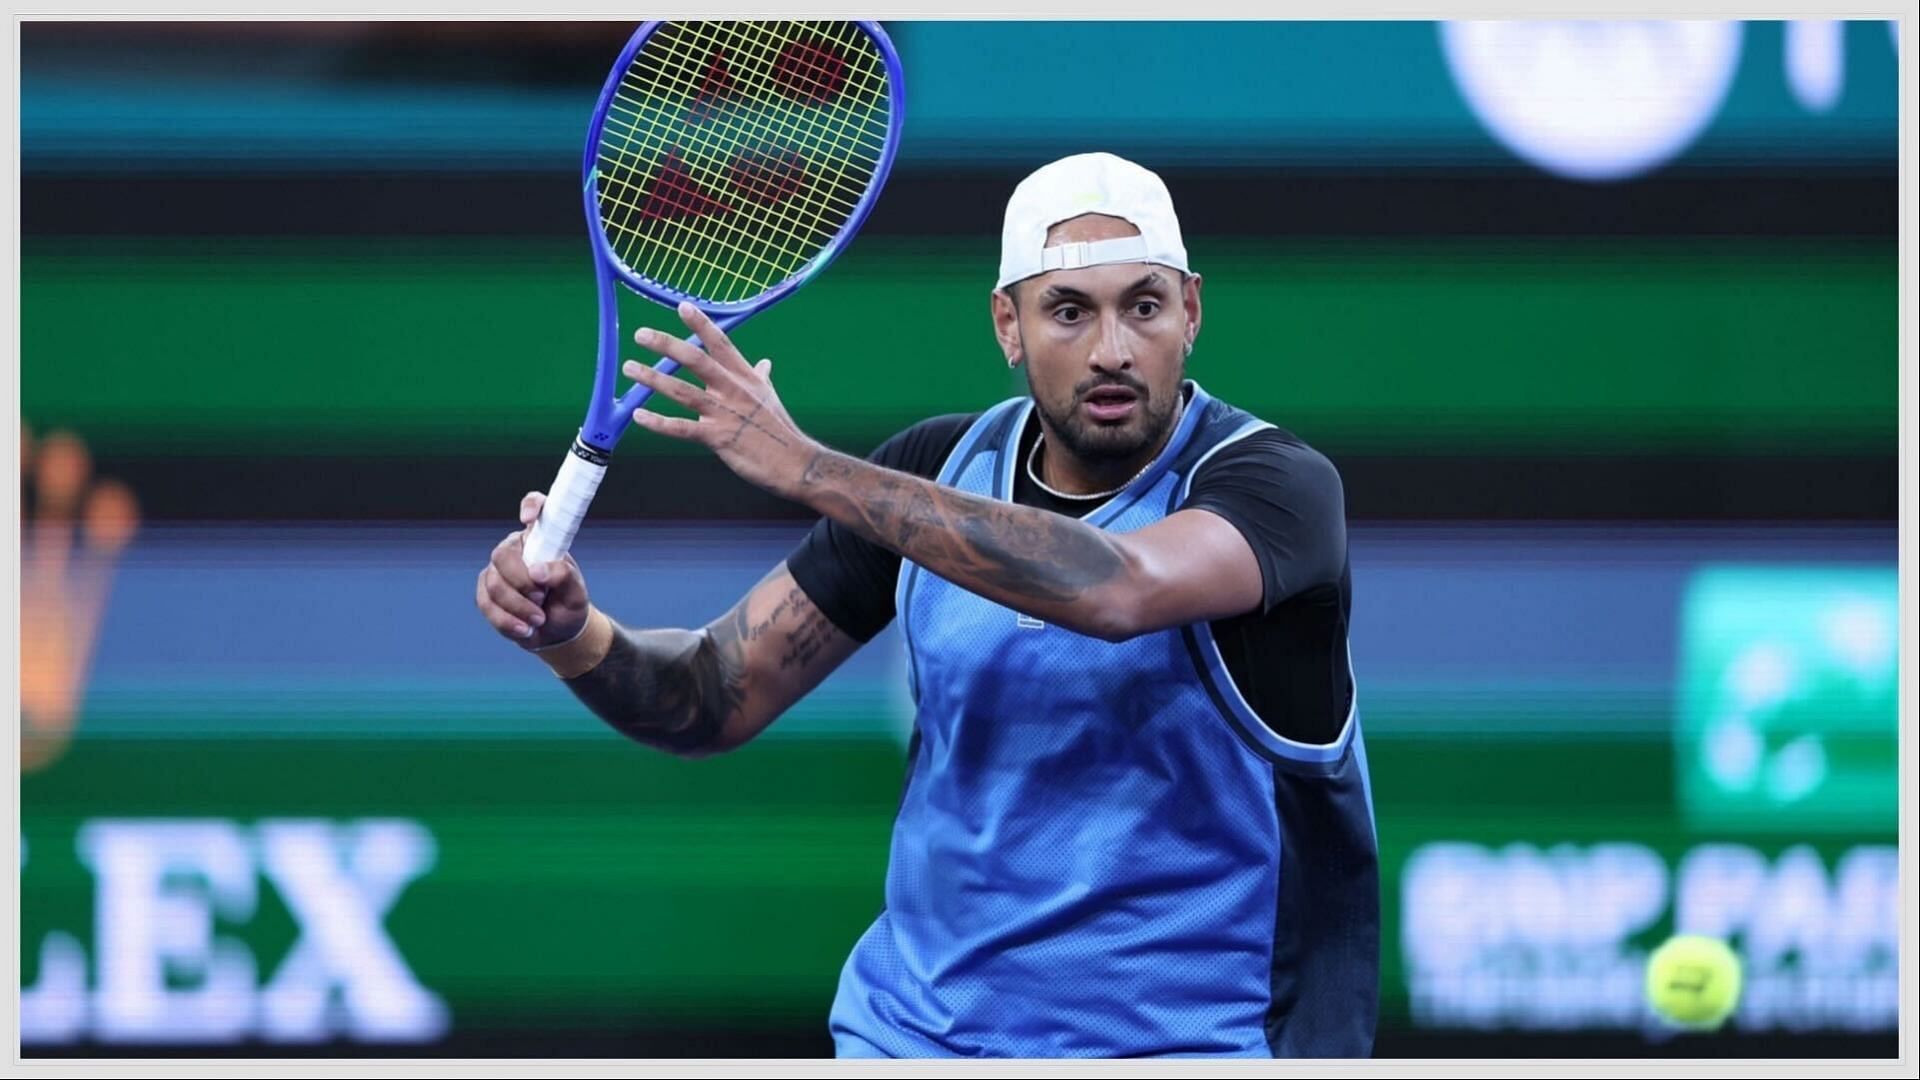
[829,383,1379,1058]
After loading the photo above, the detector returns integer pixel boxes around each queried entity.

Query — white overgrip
[522,441,608,568]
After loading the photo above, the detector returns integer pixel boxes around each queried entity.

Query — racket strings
[595,20,892,304]
[632,20,884,295]
[611,26,863,286]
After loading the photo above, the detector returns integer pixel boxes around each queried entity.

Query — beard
[1026,363,1185,464]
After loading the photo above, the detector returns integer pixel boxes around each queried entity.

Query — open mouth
[1082,386,1140,421]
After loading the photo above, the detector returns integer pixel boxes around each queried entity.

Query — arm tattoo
[561,575,842,755]
[780,604,839,671]
[563,605,748,756]
[799,447,1127,613]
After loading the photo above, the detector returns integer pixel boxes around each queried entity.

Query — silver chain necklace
[1025,396,1184,502]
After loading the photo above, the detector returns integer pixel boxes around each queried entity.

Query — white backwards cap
[995,152,1190,290]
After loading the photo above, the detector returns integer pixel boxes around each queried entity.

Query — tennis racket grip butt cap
[522,438,611,568]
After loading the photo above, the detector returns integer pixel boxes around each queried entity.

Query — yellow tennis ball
[1646,935,1743,1029]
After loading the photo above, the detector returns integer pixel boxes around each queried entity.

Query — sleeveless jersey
[829,383,1379,1058]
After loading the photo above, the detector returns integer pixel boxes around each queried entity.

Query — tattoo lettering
[779,604,838,671]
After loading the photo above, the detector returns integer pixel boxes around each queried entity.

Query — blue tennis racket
[523,19,905,567]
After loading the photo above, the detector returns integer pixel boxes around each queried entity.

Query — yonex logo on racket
[638,150,734,220]
[593,21,894,305]
[686,37,851,120]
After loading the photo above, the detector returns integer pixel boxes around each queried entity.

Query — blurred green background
[19,238,1896,455]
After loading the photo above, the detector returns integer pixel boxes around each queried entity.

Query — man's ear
[991,286,1023,368]
[1182,273,1203,353]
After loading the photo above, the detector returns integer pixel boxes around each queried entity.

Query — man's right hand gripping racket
[522,20,905,568]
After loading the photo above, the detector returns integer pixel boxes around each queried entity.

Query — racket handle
[523,439,609,568]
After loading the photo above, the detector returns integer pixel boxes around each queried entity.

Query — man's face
[991,214,1202,464]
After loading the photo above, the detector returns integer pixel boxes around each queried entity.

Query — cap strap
[1038,235,1151,273]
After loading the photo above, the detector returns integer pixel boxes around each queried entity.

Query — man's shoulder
[1199,400,1340,481]
[868,410,988,477]
[887,410,988,452]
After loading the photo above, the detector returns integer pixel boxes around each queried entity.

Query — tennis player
[476,152,1377,1058]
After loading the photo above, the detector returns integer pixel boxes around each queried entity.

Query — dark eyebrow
[1037,284,1094,306]
[1038,272,1170,306]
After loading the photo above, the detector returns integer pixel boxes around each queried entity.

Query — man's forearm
[542,607,746,756]
[793,446,1138,639]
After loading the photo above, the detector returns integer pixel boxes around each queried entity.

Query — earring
[1008,354,1021,369]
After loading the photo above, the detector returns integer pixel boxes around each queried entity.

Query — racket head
[582,20,906,316]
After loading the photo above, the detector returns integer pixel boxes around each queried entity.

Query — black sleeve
[782,413,978,643]
[1179,431,1347,612]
